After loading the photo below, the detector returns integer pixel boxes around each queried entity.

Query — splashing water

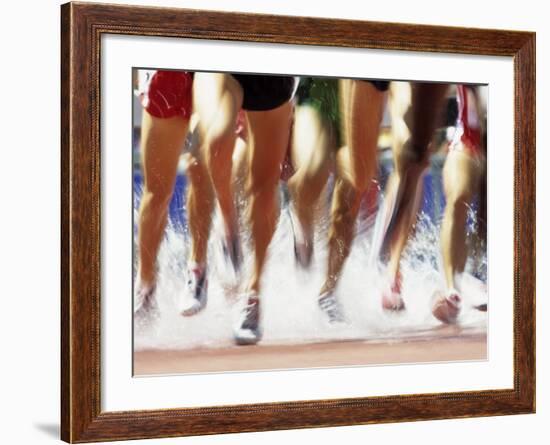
[133,181,487,351]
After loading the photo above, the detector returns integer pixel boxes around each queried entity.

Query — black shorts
[232,74,296,111]
[362,79,390,92]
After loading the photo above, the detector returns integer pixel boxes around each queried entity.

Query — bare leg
[441,149,483,291]
[382,83,449,290]
[231,135,250,209]
[433,86,486,323]
[320,80,385,299]
[321,172,363,295]
[232,102,292,346]
[180,118,249,317]
[433,147,484,323]
[137,111,188,287]
[382,82,411,282]
[193,73,243,244]
[181,147,214,266]
[180,73,242,317]
[245,101,293,293]
[287,104,334,266]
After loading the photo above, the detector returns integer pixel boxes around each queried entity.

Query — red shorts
[450,85,483,157]
[139,70,193,119]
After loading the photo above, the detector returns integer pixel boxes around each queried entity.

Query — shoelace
[239,298,260,329]
[134,284,159,321]
[319,294,343,321]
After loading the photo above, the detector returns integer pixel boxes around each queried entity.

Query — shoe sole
[234,332,262,346]
[181,302,206,317]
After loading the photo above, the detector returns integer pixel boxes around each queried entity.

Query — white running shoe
[318,292,346,324]
[180,264,208,317]
[233,292,262,346]
[134,281,159,323]
[288,203,313,268]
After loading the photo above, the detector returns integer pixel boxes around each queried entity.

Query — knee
[141,184,172,213]
[394,140,430,177]
[183,152,205,179]
[247,172,279,208]
[204,125,234,166]
[337,147,375,194]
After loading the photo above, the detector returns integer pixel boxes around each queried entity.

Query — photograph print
[132,69,488,376]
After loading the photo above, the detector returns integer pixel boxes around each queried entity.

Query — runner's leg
[320,80,385,297]
[383,83,449,289]
[245,101,293,293]
[287,104,334,266]
[137,111,188,286]
[440,148,482,290]
[193,73,243,246]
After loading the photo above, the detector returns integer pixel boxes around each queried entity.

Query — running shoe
[432,290,462,324]
[473,303,487,312]
[381,273,405,311]
[180,264,208,316]
[233,292,262,346]
[134,281,159,322]
[318,291,346,324]
[288,203,313,268]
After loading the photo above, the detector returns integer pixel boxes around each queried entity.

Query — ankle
[188,261,206,274]
[319,283,336,299]
[246,281,260,296]
[138,272,156,290]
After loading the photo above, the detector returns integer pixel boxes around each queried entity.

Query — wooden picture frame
[61,1,535,442]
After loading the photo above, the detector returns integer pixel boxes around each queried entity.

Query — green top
[296,77,341,143]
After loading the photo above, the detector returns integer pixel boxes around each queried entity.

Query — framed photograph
[61,1,535,442]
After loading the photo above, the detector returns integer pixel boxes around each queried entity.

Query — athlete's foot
[318,291,346,324]
[134,281,159,323]
[432,290,462,324]
[288,203,313,268]
[180,263,208,316]
[233,291,262,345]
[473,303,487,312]
[381,273,405,311]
